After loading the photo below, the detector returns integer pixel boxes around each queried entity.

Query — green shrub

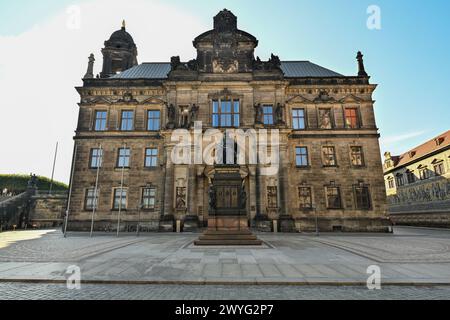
[0,174,68,193]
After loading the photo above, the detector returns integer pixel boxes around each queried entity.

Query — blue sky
[0,0,449,182]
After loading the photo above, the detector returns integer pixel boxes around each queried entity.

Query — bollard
[273,220,278,233]
[176,220,181,233]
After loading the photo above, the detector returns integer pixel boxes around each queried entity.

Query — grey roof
[280,61,343,77]
[111,63,172,79]
[111,61,343,79]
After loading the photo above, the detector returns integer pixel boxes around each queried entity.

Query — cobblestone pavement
[0,227,450,285]
[1,282,450,300]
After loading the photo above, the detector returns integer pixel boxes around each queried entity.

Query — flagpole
[64,142,78,238]
[90,144,102,238]
[117,144,126,237]
[49,142,59,195]
[136,202,142,237]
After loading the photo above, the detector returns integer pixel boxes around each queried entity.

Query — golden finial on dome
[122,20,126,29]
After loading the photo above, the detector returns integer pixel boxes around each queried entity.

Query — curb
[1,278,450,287]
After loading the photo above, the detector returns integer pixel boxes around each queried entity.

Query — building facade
[384,130,450,227]
[67,10,390,233]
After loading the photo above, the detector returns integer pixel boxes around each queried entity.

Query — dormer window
[435,137,445,146]
[409,151,416,158]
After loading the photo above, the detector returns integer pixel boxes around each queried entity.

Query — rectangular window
[292,109,306,130]
[263,105,274,125]
[145,148,158,167]
[419,168,430,180]
[142,187,156,210]
[113,188,127,210]
[406,171,416,184]
[345,108,360,129]
[267,186,278,208]
[396,174,405,187]
[120,110,134,131]
[318,108,333,129]
[85,188,99,210]
[94,111,107,131]
[212,99,240,128]
[147,110,161,131]
[434,162,445,176]
[295,147,309,167]
[354,185,371,210]
[322,146,337,167]
[117,148,130,168]
[326,186,342,209]
[90,148,103,169]
[350,146,364,167]
[299,187,312,210]
[387,178,395,189]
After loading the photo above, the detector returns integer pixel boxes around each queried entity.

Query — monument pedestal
[194,165,262,246]
[195,217,262,246]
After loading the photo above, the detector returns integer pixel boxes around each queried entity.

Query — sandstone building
[384,130,450,227]
[66,10,390,233]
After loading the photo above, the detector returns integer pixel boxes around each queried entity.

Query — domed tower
[100,21,138,78]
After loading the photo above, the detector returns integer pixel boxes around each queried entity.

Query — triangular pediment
[286,94,313,104]
[140,96,167,105]
[339,94,363,103]
[83,97,112,105]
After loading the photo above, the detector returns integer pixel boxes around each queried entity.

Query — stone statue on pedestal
[275,103,285,125]
[166,104,176,129]
[190,104,199,126]
[254,104,262,124]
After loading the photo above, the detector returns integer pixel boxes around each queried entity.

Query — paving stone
[1,227,450,286]
[1,283,450,300]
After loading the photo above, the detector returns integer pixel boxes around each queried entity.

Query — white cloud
[0,0,206,183]
[380,130,427,145]
[379,130,428,158]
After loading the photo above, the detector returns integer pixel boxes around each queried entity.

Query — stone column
[279,144,295,232]
[248,166,257,223]
[160,145,174,231]
[196,166,205,225]
[255,164,271,232]
[183,164,199,232]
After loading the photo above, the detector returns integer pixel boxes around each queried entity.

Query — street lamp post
[137,202,143,237]
[314,205,319,237]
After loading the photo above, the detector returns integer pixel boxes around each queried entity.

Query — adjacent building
[384,130,450,227]
[66,9,391,233]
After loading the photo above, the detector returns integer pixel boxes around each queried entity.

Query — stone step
[198,234,259,241]
[203,230,254,236]
[194,239,264,246]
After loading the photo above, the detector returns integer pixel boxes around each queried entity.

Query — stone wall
[390,212,450,228]
[29,193,67,228]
